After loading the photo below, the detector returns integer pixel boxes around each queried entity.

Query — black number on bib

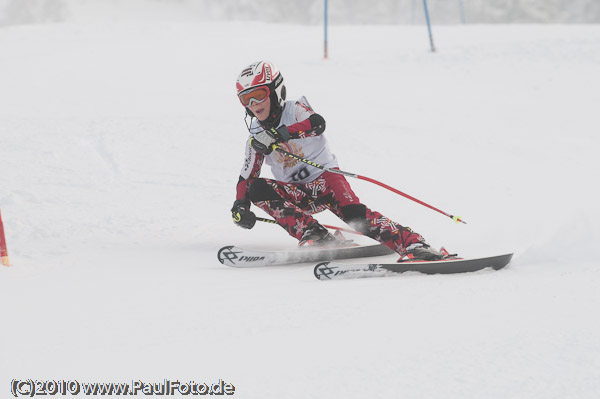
[292,167,310,182]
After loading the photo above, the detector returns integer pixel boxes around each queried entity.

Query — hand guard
[250,125,290,155]
[231,199,256,229]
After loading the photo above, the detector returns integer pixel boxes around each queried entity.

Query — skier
[231,61,443,261]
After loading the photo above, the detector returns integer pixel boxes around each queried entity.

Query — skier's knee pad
[248,179,282,202]
[340,204,370,233]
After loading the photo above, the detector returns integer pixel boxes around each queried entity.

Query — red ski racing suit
[235,97,425,256]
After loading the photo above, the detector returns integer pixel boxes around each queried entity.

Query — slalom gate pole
[422,0,436,52]
[0,208,10,266]
[256,217,363,236]
[271,144,466,224]
[324,0,328,59]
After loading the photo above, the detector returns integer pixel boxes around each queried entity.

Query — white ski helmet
[236,61,286,117]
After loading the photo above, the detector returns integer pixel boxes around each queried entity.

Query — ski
[218,244,395,267]
[314,253,514,280]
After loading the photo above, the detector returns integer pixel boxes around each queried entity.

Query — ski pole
[256,217,363,236]
[271,144,466,224]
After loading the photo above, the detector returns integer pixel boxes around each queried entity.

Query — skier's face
[248,95,271,121]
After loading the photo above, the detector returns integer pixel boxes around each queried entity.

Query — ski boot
[399,243,446,262]
[299,224,337,247]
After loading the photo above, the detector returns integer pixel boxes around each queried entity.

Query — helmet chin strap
[243,100,285,134]
[243,108,281,134]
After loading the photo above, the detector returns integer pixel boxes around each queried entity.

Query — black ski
[218,244,395,267]
[314,253,514,280]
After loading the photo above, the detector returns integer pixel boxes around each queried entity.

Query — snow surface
[1,5,600,399]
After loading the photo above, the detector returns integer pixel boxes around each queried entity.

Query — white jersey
[241,96,338,184]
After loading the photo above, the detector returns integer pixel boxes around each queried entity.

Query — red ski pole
[0,208,10,266]
[272,144,466,224]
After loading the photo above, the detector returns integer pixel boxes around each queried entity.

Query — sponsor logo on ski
[315,263,373,279]
[219,247,242,264]
[315,263,382,279]
[239,256,265,262]
[218,247,266,266]
[315,264,336,279]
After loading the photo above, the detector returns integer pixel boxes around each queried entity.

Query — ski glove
[231,199,256,229]
[250,125,290,155]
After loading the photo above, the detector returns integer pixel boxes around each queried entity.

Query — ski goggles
[238,86,270,107]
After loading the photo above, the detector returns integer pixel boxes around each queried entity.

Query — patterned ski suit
[235,97,424,256]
